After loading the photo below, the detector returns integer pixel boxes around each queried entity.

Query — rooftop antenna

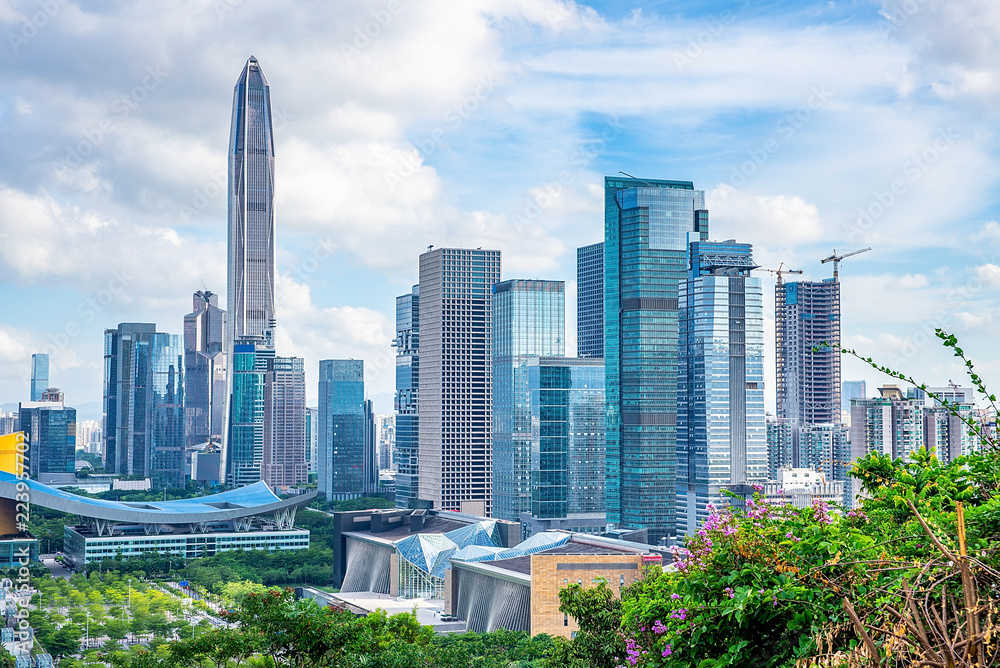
[618,171,656,188]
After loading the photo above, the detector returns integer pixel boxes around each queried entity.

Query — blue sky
[0,0,998,416]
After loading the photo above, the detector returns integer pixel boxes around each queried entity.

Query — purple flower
[752,483,764,492]
[669,609,687,621]
[724,587,734,598]
[671,593,681,600]
[662,644,673,657]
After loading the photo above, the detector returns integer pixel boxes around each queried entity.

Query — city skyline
[1,1,998,420]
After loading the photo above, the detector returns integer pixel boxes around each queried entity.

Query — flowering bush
[611,493,884,667]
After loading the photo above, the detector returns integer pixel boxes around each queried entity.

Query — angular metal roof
[0,471,316,524]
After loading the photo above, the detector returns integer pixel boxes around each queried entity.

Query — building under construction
[775,279,841,425]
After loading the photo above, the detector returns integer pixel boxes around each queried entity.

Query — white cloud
[0,188,224,301]
[707,184,824,244]
[891,273,929,289]
[884,0,1000,108]
[974,263,1000,288]
[274,275,395,401]
[973,221,1000,242]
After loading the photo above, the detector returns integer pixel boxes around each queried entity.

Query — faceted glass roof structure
[451,530,570,563]
[396,520,504,579]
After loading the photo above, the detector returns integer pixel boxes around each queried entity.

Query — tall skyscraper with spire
[226,56,277,486]
[228,55,276,346]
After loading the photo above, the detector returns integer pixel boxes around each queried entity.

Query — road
[40,556,72,579]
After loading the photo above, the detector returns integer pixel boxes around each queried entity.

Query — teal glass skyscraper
[30,353,49,402]
[492,280,565,522]
[521,356,606,537]
[604,176,708,544]
[676,240,766,537]
[319,360,375,499]
[393,286,419,509]
[228,341,274,487]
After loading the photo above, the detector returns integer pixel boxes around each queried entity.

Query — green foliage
[548,579,628,668]
[106,588,553,668]
[182,545,336,591]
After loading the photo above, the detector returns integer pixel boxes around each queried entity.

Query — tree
[45,626,84,658]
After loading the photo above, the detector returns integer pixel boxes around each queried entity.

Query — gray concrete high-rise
[103,323,185,488]
[30,353,49,402]
[184,291,227,454]
[776,280,841,425]
[263,356,307,490]
[492,279,565,522]
[576,243,604,358]
[417,247,501,515]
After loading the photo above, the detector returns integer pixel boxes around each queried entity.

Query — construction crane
[821,247,871,281]
[756,262,803,286]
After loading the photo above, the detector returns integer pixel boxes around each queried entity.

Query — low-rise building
[761,467,844,510]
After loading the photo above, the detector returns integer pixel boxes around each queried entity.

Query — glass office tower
[228,339,274,487]
[30,353,49,402]
[20,402,76,478]
[318,360,372,500]
[184,291,228,454]
[393,286,419,509]
[492,280,565,522]
[604,176,708,544]
[676,240,766,537]
[104,323,185,489]
[576,243,604,358]
[521,356,605,537]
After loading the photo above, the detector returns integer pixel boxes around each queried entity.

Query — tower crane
[756,262,803,286]
[821,247,871,281]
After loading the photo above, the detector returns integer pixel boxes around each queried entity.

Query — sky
[0,0,998,418]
